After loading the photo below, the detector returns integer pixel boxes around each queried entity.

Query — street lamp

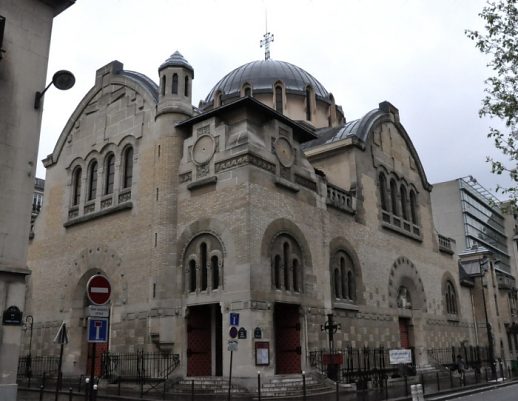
[477,258,496,379]
[34,69,75,109]
[321,314,341,380]
[23,315,34,383]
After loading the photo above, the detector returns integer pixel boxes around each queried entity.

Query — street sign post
[86,275,111,305]
[53,322,68,401]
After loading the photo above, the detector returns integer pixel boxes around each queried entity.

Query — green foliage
[466,0,518,206]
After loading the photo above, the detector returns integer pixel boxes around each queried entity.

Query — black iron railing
[17,355,59,378]
[427,346,489,370]
[101,351,180,381]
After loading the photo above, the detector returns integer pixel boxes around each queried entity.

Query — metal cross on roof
[260,31,274,60]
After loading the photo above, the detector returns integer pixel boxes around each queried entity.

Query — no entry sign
[86,275,111,305]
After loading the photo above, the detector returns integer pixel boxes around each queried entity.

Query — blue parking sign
[87,317,109,343]
[229,313,239,326]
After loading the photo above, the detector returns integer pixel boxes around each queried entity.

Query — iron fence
[17,355,59,378]
[427,346,490,369]
[101,350,180,381]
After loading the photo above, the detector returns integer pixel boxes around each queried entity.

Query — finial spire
[260,10,274,60]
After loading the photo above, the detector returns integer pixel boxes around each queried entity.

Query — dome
[204,59,331,105]
[159,51,194,75]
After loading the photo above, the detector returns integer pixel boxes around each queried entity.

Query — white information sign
[389,349,412,365]
[88,305,110,318]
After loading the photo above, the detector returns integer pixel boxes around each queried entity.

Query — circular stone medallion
[192,135,215,165]
[274,137,294,167]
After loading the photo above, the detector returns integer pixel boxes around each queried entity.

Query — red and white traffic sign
[86,275,111,305]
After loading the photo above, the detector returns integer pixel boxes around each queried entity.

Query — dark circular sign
[86,275,111,305]
[229,326,238,338]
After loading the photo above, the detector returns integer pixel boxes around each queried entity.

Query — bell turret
[157,51,194,116]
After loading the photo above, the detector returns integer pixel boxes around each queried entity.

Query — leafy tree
[466,0,518,206]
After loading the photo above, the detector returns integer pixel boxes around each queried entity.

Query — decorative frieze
[68,207,79,219]
[101,197,113,209]
[119,190,131,203]
[179,172,192,183]
[84,203,95,215]
[215,153,275,174]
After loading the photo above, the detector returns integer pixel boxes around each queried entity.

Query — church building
[26,49,483,382]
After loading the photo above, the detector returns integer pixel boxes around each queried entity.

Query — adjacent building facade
[431,177,518,367]
[27,53,493,383]
[0,1,74,400]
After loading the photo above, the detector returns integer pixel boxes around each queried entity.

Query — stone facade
[27,54,485,382]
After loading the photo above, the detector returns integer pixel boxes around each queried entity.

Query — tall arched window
[87,161,97,201]
[104,153,115,195]
[271,234,303,294]
[379,172,388,211]
[331,250,356,302]
[390,179,399,216]
[275,85,283,113]
[292,259,299,292]
[400,185,408,220]
[274,255,281,289]
[410,190,418,224]
[161,75,166,96]
[184,234,224,293]
[445,280,458,314]
[72,167,82,206]
[305,86,312,121]
[122,147,133,189]
[211,255,220,289]
[184,76,189,97]
[200,242,208,291]
[172,73,178,94]
[189,260,196,293]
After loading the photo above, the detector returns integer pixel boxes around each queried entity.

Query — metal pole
[302,371,307,401]
[257,371,261,401]
[39,384,44,401]
[227,350,233,401]
[55,342,65,401]
[90,343,96,401]
[25,315,34,387]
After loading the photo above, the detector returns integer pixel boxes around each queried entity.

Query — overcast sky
[39,0,513,198]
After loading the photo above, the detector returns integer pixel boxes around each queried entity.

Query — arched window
[400,185,408,220]
[271,234,303,293]
[274,255,281,289]
[200,242,208,291]
[189,260,196,292]
[172,73,178,94]
[340,257,347,299]
[87,161,97,201]
[184,76,189,97]
[104,153,115,195]
[161,75,166,96]
[410,190,418,224]
[184,234,224,293]
[242,84,252,97]
[305,86,312,121]
[390,179,399,216]
[379,172,388,211]
[72,167,82,206]
[332,250,356,302]
[122,147,133,189]
[283,242,291,290]
[446,280,458,314]
[275,85,283,113]
[292,259,299,292]
[334,268,340,298]
[211,255,219,290]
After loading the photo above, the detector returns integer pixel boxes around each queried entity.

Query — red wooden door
[187,305,212,376]
[86,342,108,376]
[399,318,410,348]
[275,303,301,374]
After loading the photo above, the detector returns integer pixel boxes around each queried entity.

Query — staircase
[257,374,337,399]
[173,377,249,395]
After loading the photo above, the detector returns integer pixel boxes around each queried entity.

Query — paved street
[429,382,518,401]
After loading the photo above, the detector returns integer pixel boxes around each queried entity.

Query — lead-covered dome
[203,59,331,105]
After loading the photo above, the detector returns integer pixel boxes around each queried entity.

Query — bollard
[485,367,488,382]
[417,384,425,401]
[449,368,453,388]
[384,377,388,400]
[69,387,73,401]
[302,371,307,401]
[336,380,339,401]
[410,384,417,401]
[93,383,98,401]
[39,384,45,401]
[420,374,425,395]
[404,375,408,397]
[118,377,121,396]
[436,371,440,391]
[84,377,90,401]
[78,375,83,392]
[257,371,261,401]
[191,379,194,401]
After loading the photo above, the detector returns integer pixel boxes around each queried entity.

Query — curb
[425,378,518,400]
